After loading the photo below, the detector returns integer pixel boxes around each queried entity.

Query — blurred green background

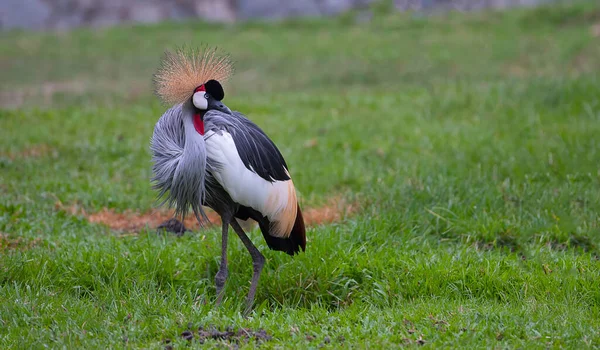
[1,1,600,348]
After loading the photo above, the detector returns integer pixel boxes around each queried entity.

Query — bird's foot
[214,268,228,307]
[156,218,188,237]
[215,291,225,308]
[242,301,254,318]
[242,292,262,318]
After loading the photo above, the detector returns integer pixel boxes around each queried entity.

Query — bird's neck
[193,111,205,135]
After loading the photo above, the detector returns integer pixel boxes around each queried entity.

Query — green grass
[2,1,600,348]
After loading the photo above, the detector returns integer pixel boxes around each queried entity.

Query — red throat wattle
[193,84,206,135]
[193,112,205,135]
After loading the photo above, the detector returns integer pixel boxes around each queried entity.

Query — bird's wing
[204,110,299,238]
[227,112,291,182]
[205,111,290,182]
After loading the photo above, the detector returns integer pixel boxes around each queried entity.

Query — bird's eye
[204,93,209,99]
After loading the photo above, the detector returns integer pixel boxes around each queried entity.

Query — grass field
[1,1,600,348]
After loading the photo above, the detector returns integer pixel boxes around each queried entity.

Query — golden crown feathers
[153,45,234,105]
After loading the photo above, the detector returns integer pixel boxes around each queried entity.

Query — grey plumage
[150,101,209,224]
[150,103,293,224]
[149,48,303,314]
[150,89,305,314]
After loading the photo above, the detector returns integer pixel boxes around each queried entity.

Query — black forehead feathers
[205,79,224,101]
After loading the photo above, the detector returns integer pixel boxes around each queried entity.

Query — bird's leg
[230,219,265,316]
[214,216,230,306]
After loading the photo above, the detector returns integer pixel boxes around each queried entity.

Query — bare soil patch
[0,233,42,251]
[0,79,149,109]
[171,325,272,347]
[0,81,85,109]
[592,23,600,37]
[302,196,357,226]
[0,144,56,160]
[62,195,358,233]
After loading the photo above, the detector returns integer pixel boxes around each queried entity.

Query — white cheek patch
[193,92,208,110]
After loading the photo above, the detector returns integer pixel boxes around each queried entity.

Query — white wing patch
[205,130,298,237]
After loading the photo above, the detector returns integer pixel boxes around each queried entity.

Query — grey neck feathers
[175,103,209,223]
[151,102,209,225]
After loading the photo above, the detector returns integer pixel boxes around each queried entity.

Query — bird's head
[192,79,230,114]
[153,46,234,112]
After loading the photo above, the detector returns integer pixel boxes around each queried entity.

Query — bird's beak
[208,98,232,114]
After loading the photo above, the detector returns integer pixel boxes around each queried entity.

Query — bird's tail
[260,202,306,256]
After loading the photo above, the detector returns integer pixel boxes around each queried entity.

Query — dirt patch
[592,23,600,37]
[474,231,520,253]
[61,195,359,233]
[503,58,530,78]
[546,234,596,253]
[83,207,221,233]
[302,195,358,226]
[0,79,150,109]
[0,144,56,161]
[170,325,271,346]
[0,81,85,109]
[0,233,42,251]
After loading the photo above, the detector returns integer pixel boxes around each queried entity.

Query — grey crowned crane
[149,47,306,313]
